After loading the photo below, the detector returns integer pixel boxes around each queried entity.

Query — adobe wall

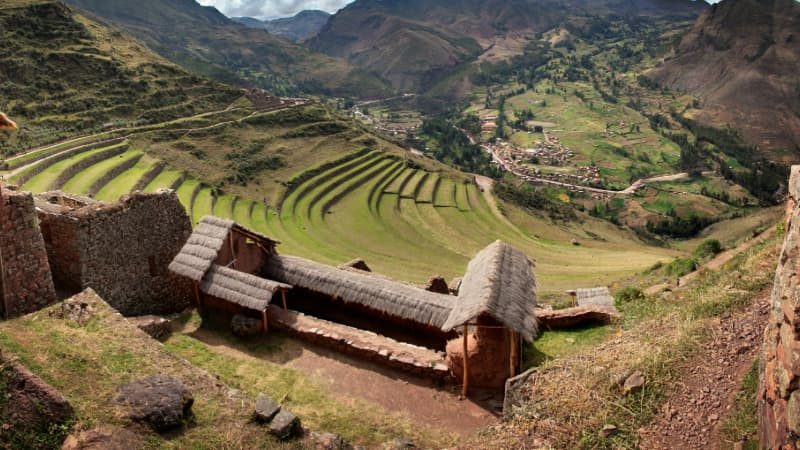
[37,190,193,316]
[759,165,800,448]
[446,314,515,389]
[0,186,56,318]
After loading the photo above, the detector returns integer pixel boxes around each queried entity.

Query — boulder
[113,375,193,432]
[231,314,262,337]
[269,409,301,440]
[309,431,351,450]
[423,276,450,294]
[130,315,172,341]
[253,393,280,423]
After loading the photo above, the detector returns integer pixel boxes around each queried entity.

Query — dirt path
[646,226,776,295]
[185,326,497,436]
[637,288,770,449]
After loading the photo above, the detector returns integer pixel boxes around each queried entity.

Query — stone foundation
[36,190,193,316]
[759,166,800,448]
[0,186,56,318]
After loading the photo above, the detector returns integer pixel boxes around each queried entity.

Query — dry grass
[475,234,779,449]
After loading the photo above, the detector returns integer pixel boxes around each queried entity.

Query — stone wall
[0,186,56,318]
[37,190,193,316]
[759,165,800,448]
[0,351,74,444]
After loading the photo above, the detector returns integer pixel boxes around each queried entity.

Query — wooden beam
[509,330,518,378]
[262,309,268,333]
[281,289,287,310]
[229,233,237,270]
[193,281,201,306]
[462,324,469,398]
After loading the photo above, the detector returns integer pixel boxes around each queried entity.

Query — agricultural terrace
[2,105,676,297]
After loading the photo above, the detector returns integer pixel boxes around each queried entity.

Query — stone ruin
[759,166,800,447]
[0,186,57,318]
[34,190,193,316]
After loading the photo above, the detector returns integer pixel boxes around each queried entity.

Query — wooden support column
[262,309,268,333]
[462,324,469,398]
[281,289,287,310]
[229,233,236,270]
[509,330,518,378]
[193,281,201,306]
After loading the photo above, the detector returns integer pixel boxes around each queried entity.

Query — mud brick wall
[0,187,56,318]
[37,190,193,316]
[759,165,800,448]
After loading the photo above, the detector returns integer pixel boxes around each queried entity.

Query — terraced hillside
[5,129,674,297]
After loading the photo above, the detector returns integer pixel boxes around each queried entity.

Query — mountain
[309,0,707,92]
[64,0,390,97]
[266,10,330,42]
[233,10,330,42]
[0,0,239,154]
[648,0,800,155]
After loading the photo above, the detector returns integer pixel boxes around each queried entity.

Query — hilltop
[234,10,331,43]
[309,0,707,92]
[0,0,240,154]
[648,0,800,156]
[63,0,391,97]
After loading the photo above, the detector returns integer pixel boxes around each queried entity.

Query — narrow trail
[637,288,770,449]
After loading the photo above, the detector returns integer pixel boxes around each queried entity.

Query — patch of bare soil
[637,289,770,449]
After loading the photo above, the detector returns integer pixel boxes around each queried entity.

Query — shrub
[694,239,723,259]
[666,257,697,277]
[615,287,645,304]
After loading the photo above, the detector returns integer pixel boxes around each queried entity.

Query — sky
[196,0,353,19]
[198,0,724,20]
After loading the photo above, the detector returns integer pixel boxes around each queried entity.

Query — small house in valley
[169,216,539,393]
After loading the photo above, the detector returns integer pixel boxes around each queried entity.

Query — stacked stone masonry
[759,166,800,448]
[0,186,56,318]
[36,190,193,316]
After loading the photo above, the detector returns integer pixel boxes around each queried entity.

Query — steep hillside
[648,0,800,156]
[310,0,707,92]
[0,0,240,155]
[265,10,331,42]
[64,0,391,97]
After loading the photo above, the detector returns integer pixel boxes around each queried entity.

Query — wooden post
[229,233,236,270]
[281,289,288,310]
[462,324,469,398]
[509,330,518,378]
[193,281,201,306]
[262,309,268,333]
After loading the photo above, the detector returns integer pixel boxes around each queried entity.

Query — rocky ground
[637,288,770,449]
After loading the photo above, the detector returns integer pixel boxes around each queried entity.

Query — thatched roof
[168,216,234,281]
[200,264,290,311]
[442,241,538,341]
[264,255,454,327]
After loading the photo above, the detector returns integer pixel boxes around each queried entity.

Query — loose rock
[601,424,618,437]
[269,410,301,440]
[114,375,193,432]
[623,371,646,395]
[310,431,351,450]
[253,393,280,423]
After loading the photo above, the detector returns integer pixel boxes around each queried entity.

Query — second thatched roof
[442,240,538,341]
[168,216,234,281]
[264,255,454,327]
[200,264,290,311]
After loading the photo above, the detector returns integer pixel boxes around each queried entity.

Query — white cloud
[196,0,353,19]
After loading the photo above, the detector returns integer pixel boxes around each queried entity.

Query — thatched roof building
[264,255,453,327]
[168,216,278,282]
[442,240,538,341]
[200,264,290,311]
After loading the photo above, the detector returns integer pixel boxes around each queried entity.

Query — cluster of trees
[494,181,576,221]
[645,214,715,238]
[225,141,285,186]
[417,116,501,177]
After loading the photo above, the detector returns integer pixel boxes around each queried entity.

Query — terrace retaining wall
[37,190,193,316]
[759,165,800,448]
[0,186,56,318]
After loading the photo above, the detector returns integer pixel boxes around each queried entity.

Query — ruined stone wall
[37,191,193,316]
[0,187,56,318]
[759,166,800,448]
